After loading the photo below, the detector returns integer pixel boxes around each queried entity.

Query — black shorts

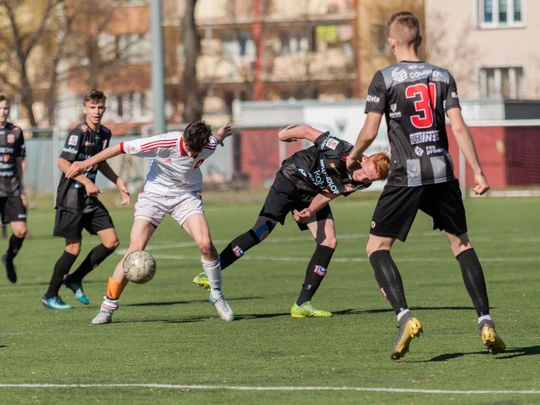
[259,172,334,231]
[370,179,467,242]
[0,196,27,224]
[53,204,115,240]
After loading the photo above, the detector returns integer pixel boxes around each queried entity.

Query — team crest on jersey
[325,137,339,150]
[414,146,424,157]
[7,134,15,144]
[81,125,89,132]
[344,184,355,191]
[68,135,79,146]
[233,246,244,258]
[314,265,327,276]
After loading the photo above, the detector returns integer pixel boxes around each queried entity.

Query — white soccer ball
[123,250,157,284]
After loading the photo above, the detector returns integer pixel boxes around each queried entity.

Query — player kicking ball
[193,124,390,318]
[66,121,234,323]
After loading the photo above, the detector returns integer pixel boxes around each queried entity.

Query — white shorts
[134,191,204,227]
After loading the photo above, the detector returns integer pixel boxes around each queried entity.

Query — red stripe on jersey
[141,140,178,152]
[120,142,125,153]
[179,137,186,156]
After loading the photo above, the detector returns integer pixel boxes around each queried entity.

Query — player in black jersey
[193,124,390,317]
[0,94,27,283]
[42,89,130,310]
[346,12,505,359]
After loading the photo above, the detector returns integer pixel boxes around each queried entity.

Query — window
[478,0,523,27]
[479,67,524,99]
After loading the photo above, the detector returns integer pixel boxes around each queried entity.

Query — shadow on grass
[331,305,476,316]
[124,296,263,307]
[415,345,540,362]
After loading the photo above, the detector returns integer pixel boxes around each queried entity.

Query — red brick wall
[239,129,303,186]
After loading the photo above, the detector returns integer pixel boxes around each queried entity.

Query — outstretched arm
[346,113,383,171]
[278,125,323,143]
[65,144,123,179]
[447,108,489,195]
[213,123,232,146]
[293,191,340,223]
[98,162,131,206]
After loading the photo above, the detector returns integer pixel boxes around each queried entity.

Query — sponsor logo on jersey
[443,100,447,110]
[314,265,327,276]
[85,141,95,146]
[366,94,380,103]
[426,145,446,155]
[7,134,15,144]
[344,183,355,191]
[410,131,440,145]
[414,146,424,157]
[62,147,78,155]
[0,131,4,135]
[68,135,78,146]
[81,125,88,132]
[451,91,459,98]
[371,221,376,228]
[233,246,244,258]
[0,146,14,153]
[324,137,339,150]
[392,68,407,82]
[390,103,401,119]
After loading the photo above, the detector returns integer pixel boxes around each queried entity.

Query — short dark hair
[0,94,8,103]
[183,120,213,154]
[83,89,106,105]
[387,11,421,49]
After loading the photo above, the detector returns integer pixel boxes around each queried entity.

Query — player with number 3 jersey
[346,11,505,360]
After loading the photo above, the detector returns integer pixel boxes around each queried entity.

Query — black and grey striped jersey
[365,61,461,187]
[0,122,25,197]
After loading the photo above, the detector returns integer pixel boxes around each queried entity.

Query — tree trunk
[181,0,203,122]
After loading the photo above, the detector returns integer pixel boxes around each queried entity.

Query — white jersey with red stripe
[120,131,218,195]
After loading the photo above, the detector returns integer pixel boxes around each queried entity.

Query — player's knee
[66,245,81,256]
[252,220,275,242]
[197,238,214,256]
[322,237,337,250]
[104,239,120,251]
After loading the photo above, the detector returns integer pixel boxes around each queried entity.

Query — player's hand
[216,123,232,143]
[66,161,88,178]
[84,182,101,197]
[20,193,27,208]
[293,208,312,223]
[346,155,361,171]
[119,186,131,206]
[473,173,490,195]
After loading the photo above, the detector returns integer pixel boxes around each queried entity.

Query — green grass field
[1,195,539,405]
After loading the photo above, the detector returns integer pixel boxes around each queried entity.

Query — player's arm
[292,191,340,223]
[213,123,232,146]
[58,157,101,197]
[446,108,489,195]
[97,162,131,206]
[278,125,322,143]
[65,144,123,179]
[346,113,383,171]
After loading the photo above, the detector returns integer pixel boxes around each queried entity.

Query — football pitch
[0,195,539,405]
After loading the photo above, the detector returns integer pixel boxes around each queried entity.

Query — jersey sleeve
[59,127,84,162]
[364,71,387,114]
[202,136,219,158]
[16,129,25,158]
[445,72,461,112]
[314,132,349,159]
[120,133,178,159]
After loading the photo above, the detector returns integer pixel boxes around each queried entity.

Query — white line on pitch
[0,384,538,394]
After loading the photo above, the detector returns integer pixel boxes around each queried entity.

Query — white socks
[201,256,222,291]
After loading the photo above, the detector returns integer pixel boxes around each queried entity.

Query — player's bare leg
[92,219,155,324]
[184,213,234,321]
[447,232,505,354]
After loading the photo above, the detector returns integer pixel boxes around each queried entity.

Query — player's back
[366,61,461,186]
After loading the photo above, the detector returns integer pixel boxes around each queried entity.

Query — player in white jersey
[65,120,234,323]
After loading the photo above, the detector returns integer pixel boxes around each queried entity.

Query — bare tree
[0,0,62,127]
[182,0,203,122]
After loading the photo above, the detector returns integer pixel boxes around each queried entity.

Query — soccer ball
[123,250,157,284]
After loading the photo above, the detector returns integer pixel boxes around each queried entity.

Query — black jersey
[0,122,25,197]
[365,61,461,187]
[55,122,112,213]
[280,132,370,196]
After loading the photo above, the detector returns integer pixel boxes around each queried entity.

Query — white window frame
[477,0,525,28]
[478,65,525,99]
